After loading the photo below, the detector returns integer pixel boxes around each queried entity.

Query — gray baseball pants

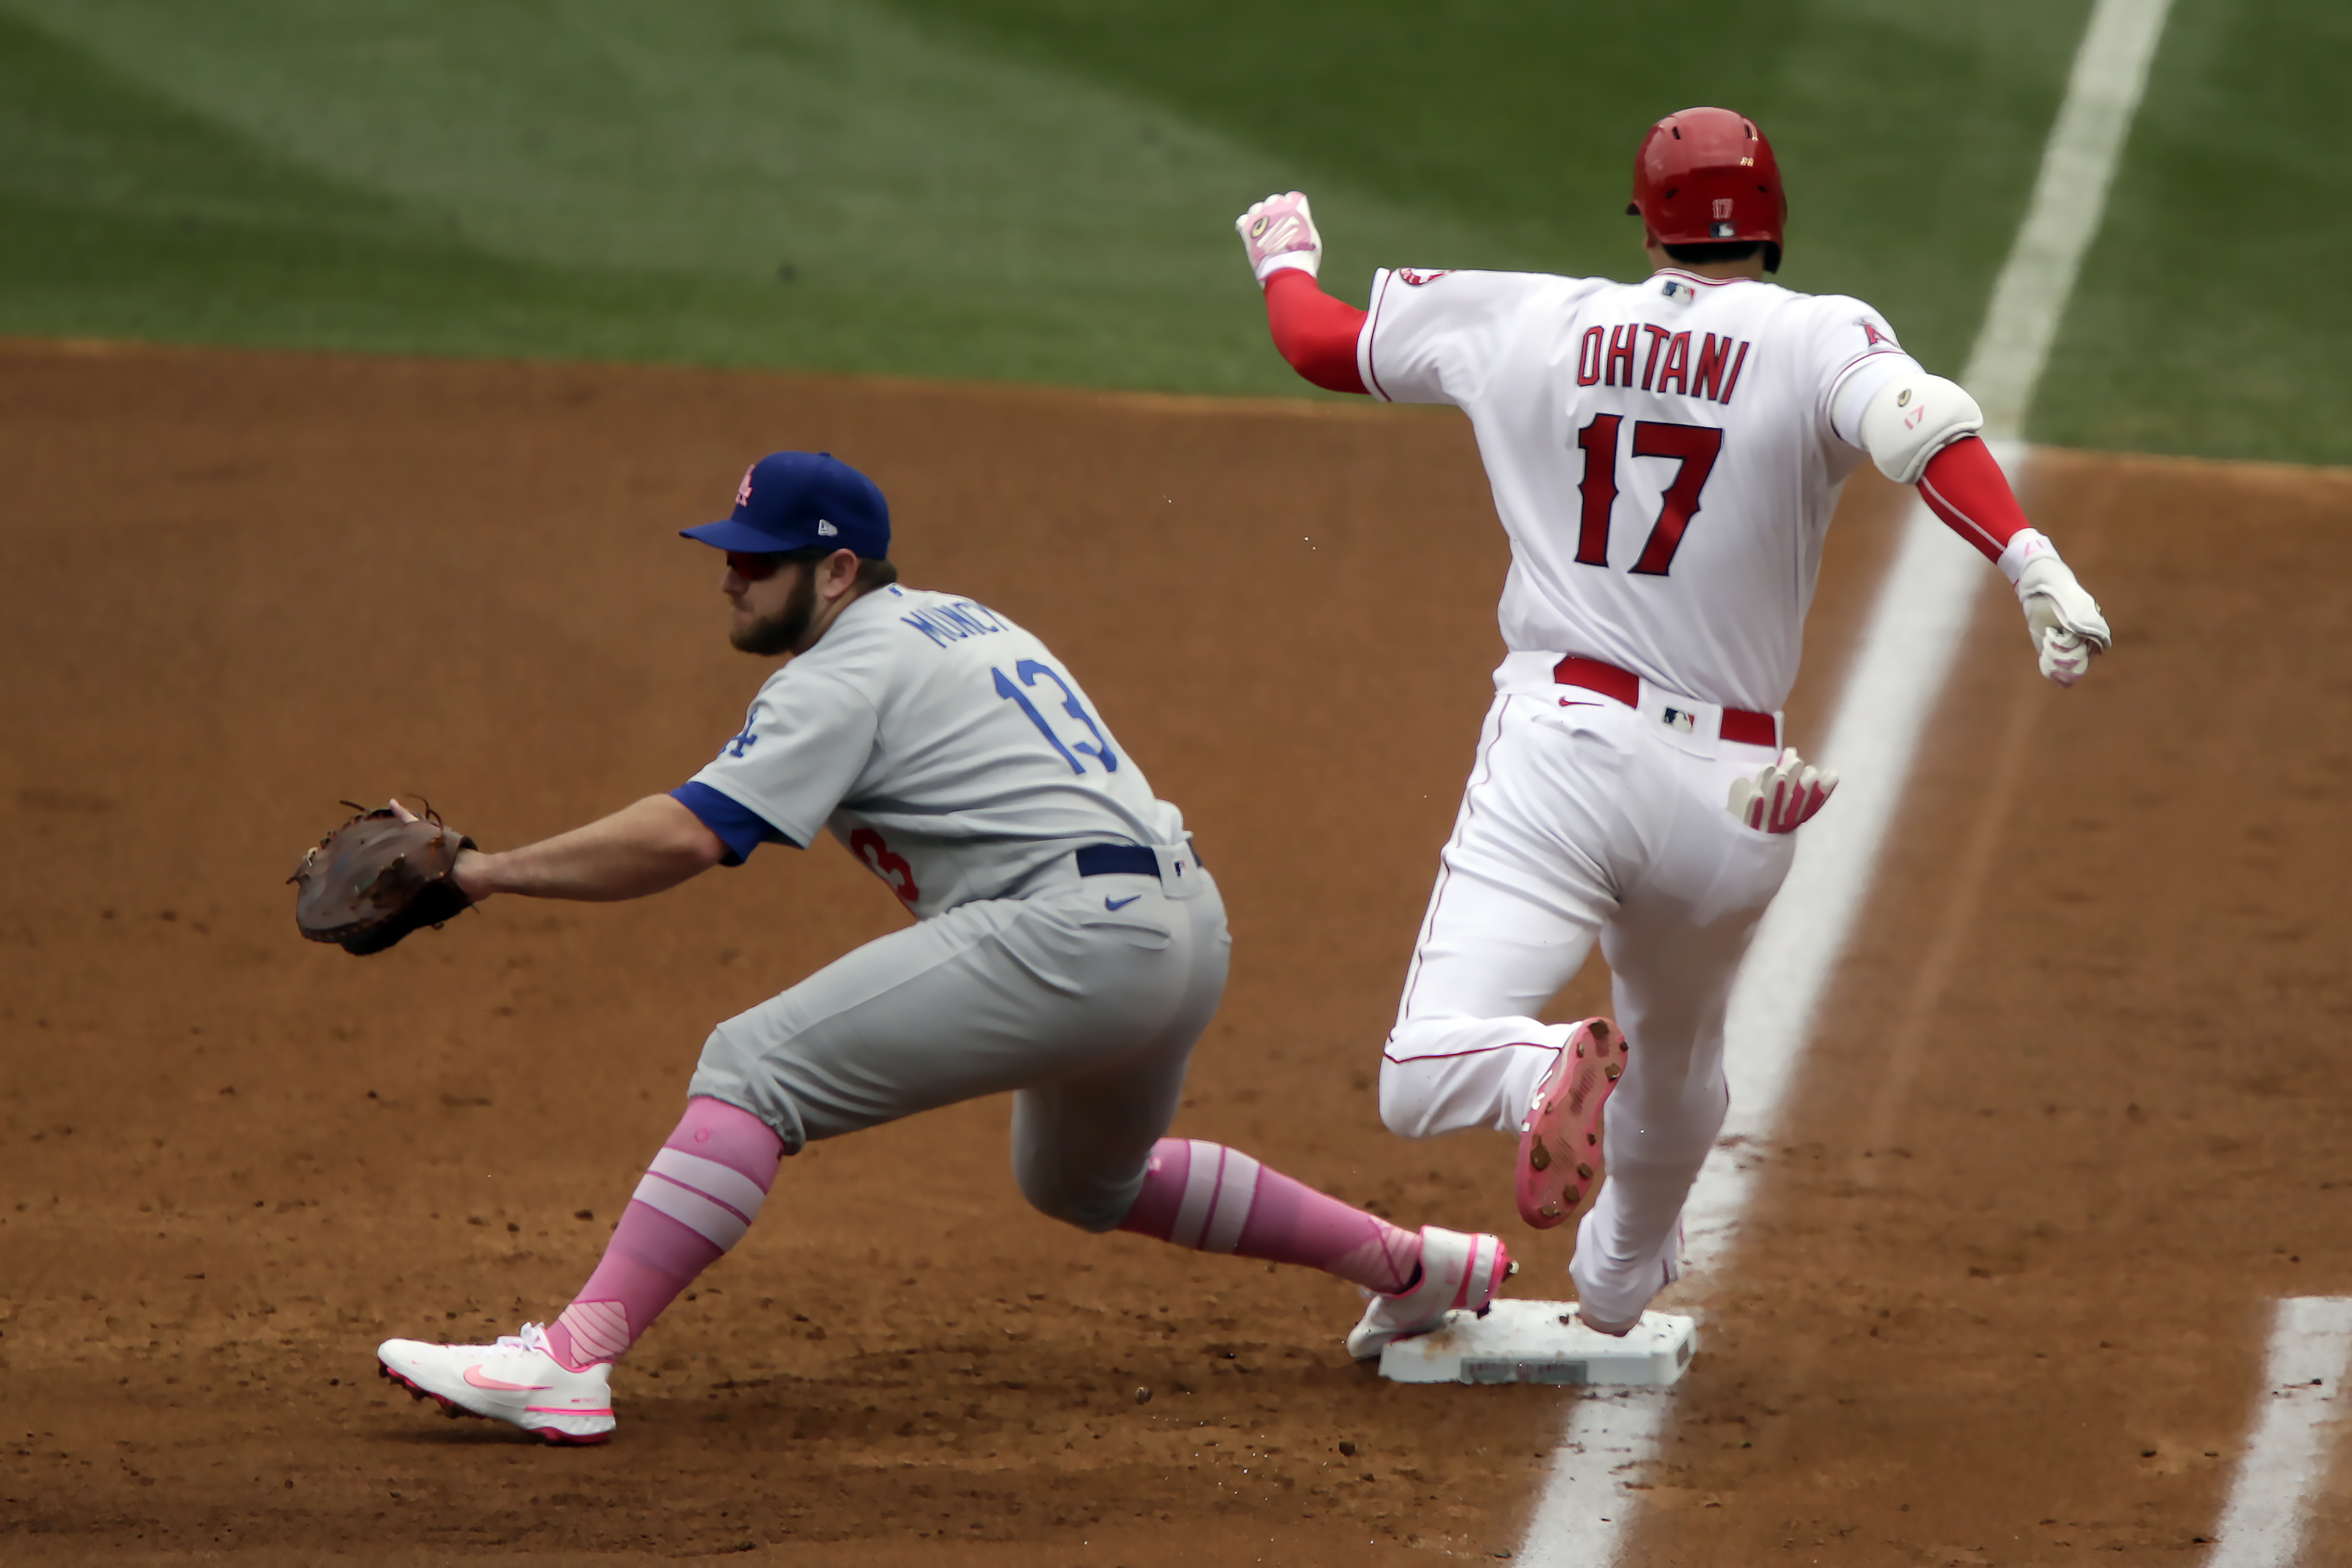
[689,861,1229,1232]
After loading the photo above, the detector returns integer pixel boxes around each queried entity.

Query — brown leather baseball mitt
[291,802,475,956]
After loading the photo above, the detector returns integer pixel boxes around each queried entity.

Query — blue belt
[1075,843,1201,877]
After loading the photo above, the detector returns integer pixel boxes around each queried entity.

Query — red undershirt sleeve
[1916,435,2032,563]
[1263,269,1370,395]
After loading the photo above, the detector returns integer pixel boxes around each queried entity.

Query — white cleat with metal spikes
[1346,1227,1515,1360]
[377,1321,615,1445]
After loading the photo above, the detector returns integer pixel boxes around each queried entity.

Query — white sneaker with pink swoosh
[377,1321,615,1444]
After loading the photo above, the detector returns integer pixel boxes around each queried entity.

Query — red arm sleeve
[1263,269,1368,395]
[1916,436,2032,563]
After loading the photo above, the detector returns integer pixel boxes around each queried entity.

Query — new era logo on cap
[817,520,838,537]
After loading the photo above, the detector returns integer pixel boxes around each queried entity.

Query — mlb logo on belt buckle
[1150,842,1204,900]
[1661,707,1697,734]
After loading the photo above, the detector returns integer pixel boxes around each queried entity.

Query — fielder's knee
[1013,1160,1134,1234]
[686,1034,811,1156]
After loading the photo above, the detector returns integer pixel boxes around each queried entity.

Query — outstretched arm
[442,794,728,903]
[1237,192,1370,395]
[1847,369,2113,686]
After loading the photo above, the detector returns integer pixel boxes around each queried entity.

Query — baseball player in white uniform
[1233,108,2111,1334]
[373,450,1510,1443]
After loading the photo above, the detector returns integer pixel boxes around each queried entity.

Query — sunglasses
[725,551,793,582]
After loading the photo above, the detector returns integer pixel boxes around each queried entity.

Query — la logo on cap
[735,466,755,506]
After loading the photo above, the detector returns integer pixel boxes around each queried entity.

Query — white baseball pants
[1382,671,1795,1323]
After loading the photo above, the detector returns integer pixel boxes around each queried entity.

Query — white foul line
[1516,3,2174,1561]
[2205,1298,2352,1568]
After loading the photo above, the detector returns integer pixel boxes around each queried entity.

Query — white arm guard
[1858,371,1984,486]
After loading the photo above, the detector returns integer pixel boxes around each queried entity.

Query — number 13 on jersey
[994,659,1119,775]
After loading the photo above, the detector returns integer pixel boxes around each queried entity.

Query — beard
[729,569,818,656]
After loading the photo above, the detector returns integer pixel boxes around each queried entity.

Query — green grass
[892,0,2096,382]
[0,0,2340,463]
[2034,0,2352,465]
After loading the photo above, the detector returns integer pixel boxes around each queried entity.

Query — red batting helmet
[1628,107,1786,249]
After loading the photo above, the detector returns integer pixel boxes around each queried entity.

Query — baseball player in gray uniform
[375,451,1511,1443]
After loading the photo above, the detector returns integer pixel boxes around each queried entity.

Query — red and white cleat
[1516,1017,1623,1229]
[377,1322,615,1445]
[1345,1227,1514,1360]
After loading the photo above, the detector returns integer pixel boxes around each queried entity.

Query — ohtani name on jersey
[900,600,1009,647]
[1574,326,1750,404]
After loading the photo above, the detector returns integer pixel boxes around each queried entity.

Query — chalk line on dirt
[1515,2,2174,1560]
[2205,1297,2352,1568]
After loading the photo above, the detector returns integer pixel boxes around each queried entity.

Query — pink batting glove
[1235,191,1322,282]
[1727,748,1839,835]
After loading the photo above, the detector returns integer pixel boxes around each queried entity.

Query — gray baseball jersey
[681,586,1189,918]
[674,584,1227,1223]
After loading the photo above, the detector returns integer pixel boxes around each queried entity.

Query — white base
[1377,1300,1696,1388]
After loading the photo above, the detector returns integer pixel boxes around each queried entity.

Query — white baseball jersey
[687,586,1185,919]
[1358,265,1919,713]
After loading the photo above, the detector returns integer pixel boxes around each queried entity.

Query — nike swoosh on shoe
[464,1366,551,1392]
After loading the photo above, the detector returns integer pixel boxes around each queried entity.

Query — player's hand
[388,797,495,901]
[2015,558,2111,687]
[1235,192,1322,282]
[1728,748,1838,835]
[291,800,477,954]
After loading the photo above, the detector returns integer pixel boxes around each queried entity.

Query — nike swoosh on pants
[1104,894,1141,911]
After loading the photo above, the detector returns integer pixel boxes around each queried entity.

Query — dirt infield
[3,342,2347,1565]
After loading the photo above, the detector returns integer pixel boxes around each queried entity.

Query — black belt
[1076,843,1202,877]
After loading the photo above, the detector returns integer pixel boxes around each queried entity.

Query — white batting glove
[1235,191,1322,282]
[2015,557,2111,687]
[1728,749,1838,835]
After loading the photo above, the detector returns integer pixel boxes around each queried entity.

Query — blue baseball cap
[680,451,890,559]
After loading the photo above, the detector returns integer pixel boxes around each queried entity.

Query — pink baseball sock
[543,1097,783,1371]
[1117,1138,1421,1294]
